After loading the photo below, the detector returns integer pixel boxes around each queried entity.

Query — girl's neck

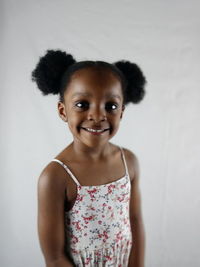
[70,141,113,163]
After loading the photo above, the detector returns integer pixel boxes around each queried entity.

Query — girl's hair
[31,49,147,105]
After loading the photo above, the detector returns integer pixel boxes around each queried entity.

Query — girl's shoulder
[121,146,138,161]
[38,159,69,191]
[38,146,74,197]
[120,146,139,183]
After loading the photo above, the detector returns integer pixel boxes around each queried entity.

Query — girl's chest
[69,156,127,185]
[64,162,127,210]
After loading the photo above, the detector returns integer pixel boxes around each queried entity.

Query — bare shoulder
[38,162,63,186]
[38,161,68,200]
[121,147,140,183]
[37,163,71,264]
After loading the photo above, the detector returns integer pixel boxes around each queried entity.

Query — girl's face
[58,67,125,148]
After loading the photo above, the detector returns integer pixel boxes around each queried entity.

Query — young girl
[32,50,146,267]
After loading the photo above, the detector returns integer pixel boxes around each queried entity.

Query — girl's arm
[127,150,146,267]
[37,166,74,267]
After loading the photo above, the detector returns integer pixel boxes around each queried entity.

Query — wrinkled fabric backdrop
[0,0,199,266]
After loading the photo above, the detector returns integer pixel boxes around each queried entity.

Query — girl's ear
[58,101,68,122]
[120,104,125,119]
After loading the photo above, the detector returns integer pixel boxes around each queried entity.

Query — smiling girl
[32,49,146,267]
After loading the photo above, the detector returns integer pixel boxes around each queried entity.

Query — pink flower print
[103,230,109,239]
[87,188,98,199]
[109,211,114,220]
[82,214,96,224]
[98,233,102,238]
[86,204,95,211]
[71,248,78,254]
[103,259,107,265]
[106,205,113,216]
[120,183,126,189]
[85,256,92,265]
[105,255,112,261]
[115,231,123,243]
[117,194,125,202]
[72,221,81,231]
[98,220,102,225]
[94,250,101,257]
[71,234,78,244]
[123,218,128,224]
[76,193,84,202]
[108,184,115,194]
[98,230,108,241]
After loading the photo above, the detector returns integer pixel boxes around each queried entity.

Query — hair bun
[114,60,146,104]
[31,49,76,95]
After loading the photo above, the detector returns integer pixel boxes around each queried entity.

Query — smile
[81,127,110,134]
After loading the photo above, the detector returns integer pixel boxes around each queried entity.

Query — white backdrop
[1,0,200,266]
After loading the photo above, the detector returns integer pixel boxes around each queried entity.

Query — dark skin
[37,67,145,267]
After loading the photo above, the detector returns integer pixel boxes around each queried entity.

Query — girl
[32,50,146,267]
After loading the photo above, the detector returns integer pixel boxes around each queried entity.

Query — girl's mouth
[80,127,110,135]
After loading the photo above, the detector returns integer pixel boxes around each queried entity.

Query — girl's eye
[105,102,118,111]
[75,101,89,109]
[74,101,118,111]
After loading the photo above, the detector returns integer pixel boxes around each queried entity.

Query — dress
[51,146,133,267]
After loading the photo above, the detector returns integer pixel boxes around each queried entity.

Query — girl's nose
[87,106,107,122]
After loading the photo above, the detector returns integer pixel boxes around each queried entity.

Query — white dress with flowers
[51,146,133,267]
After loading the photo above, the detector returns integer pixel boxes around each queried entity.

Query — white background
[1,0,200,266]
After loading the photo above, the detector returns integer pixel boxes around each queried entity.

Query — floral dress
[51,146,133,266]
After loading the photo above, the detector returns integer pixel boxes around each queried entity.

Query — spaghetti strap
[119,146,129,177]
[51,159,81,186]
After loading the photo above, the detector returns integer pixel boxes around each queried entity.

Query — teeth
[86,128,104,133]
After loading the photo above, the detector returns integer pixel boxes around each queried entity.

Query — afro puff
[31,49,76,96]
[31,49,146,105]
[113,60,146,104]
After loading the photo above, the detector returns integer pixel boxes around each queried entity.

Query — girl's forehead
[66,68,123,97]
